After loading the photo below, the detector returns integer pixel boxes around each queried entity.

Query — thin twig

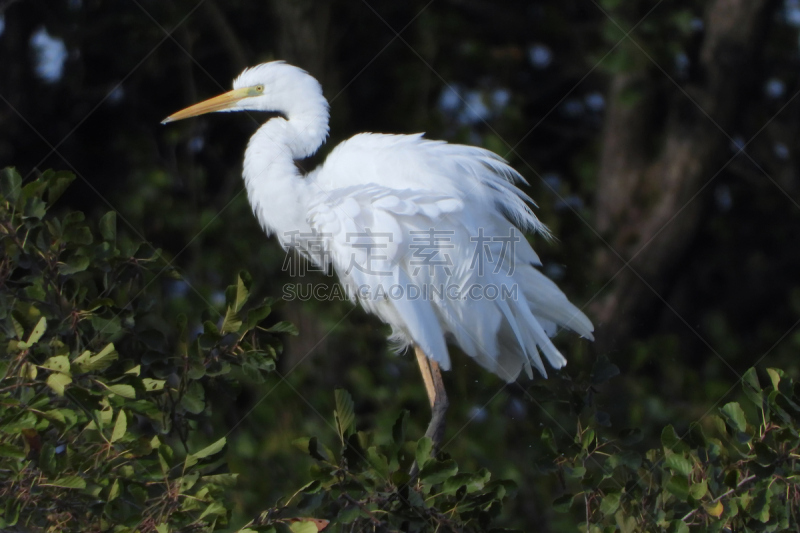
[681,474,757,522]
[341,493,384,527]
[585,491,590,526]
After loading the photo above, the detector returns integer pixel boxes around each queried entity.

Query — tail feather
[495,297,534,379]
[522,269,594,340]
[513,295,567,373]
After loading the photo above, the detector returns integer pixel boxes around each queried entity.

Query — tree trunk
[592,0,773,351]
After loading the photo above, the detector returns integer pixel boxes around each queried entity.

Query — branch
[681,474,757,522]
[341,493,384,527]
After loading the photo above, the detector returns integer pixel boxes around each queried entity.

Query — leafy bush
[545,366,800,532]
[0,168,279,531]
[241,389,516,533]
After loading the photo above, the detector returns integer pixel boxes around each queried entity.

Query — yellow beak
[161,87,253,124]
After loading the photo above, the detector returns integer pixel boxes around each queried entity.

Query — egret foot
[410,345,449,478]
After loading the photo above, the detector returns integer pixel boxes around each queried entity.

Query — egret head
[162,61,327,124]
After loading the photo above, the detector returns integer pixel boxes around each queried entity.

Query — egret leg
[414,345,449,450]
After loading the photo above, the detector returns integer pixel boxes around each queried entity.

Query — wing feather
[301,133,592,380]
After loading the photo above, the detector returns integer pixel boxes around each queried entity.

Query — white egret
[163,61,593,447]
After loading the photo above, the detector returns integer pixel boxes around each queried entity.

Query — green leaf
[42,475,86,489]
[742,367,762,407]
[392,410,407,448]
[202,320,221,338]
[766,368,782,390]
[142,378,166,391]
[690,480,708,500]
[306,437,330,462]
[419,459,458,486]
[774,393,800,421]
[750,486,772,522]
[26,317,47,346]
[59,254,90,275]
[442,469,490,495]
[179,472,199,492]
[181,382,205,414]
[45,170,75,204]
[753,441,778,466]
[705,499,724,518]
[661,425,685,451]
[582,428,596,449]
[670,520,689,533]
[665,452,693,476]
[266,321,299,335]
[11,314,24,339]
[721,402,747,433]
[90,315,122,337]
[553,493,574,513]
[615,510,637,533]
[600,492,621,516]
[73,343,118,373]
[41,409,75,428]
[220,307,242,334]
[1,411,37,432]
[65,225,93,245]
[46,373,72,396]
[563,464,586,479]
[194,436,227,459]
[723,469,739,488]
[415,436,434,470]
[111,410,127,443]
[334,389,355,442]
[108,479,120,502]
[108,384,136,399]
[23,197,46,219]
[665,474,689,500]
[198,501,227,520]
[289,522,318,533]
[203,473,239,487]
[99,211,116,241]
[228,273,250,313]
[1,167,22,202]
[186,437,227,467]
[540,427,557,454]
[0,443,26,459]
[242,362,264,383]
[43,355,70,374]
[367,446,390,479]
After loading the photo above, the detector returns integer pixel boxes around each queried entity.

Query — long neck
[242,102,329,244]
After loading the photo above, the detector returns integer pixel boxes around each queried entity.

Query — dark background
[2,0,799,529]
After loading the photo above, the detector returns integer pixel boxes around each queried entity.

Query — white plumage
[164,60,593,385]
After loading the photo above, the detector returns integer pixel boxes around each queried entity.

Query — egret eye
[255,84,264,92]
